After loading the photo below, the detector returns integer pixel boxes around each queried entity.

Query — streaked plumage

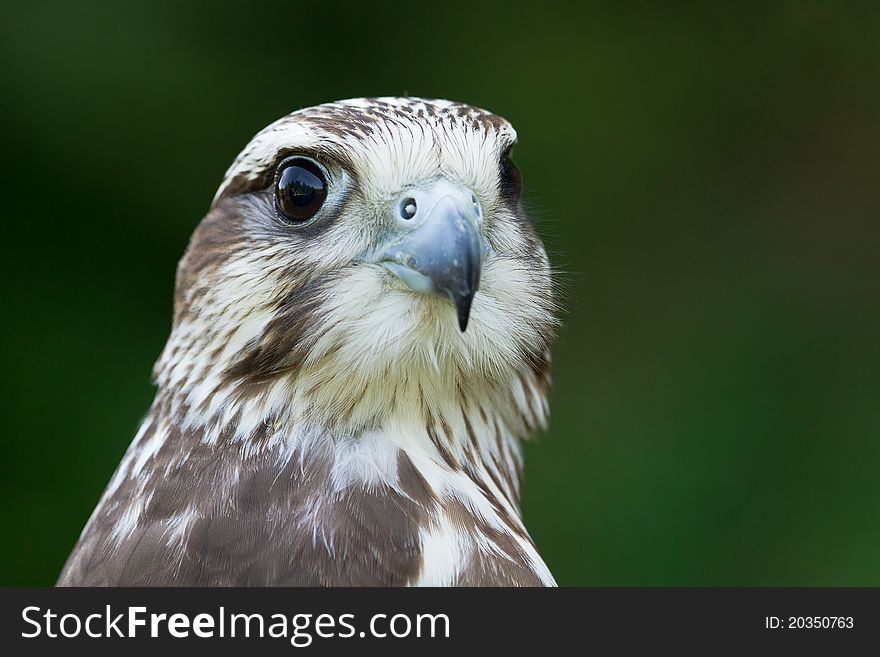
[58,97,558,586]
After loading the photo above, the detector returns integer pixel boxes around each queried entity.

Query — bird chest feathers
[58,97,558,587]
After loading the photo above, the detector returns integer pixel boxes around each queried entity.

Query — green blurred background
[1,1,878,586]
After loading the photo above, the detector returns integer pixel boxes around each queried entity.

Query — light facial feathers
[58,97,558,587]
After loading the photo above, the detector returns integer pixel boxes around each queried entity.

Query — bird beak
[376,179,486,331]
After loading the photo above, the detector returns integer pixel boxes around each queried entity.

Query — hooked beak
[376,180,486,331]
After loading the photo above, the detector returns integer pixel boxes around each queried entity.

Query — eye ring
[274,156,329,224]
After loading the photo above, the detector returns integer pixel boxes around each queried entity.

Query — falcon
[58,97,558,586]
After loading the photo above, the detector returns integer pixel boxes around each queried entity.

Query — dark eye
[274,157,328,223]
[499,151,522,199]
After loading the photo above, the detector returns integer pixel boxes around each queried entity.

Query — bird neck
[89,337,555,586]
[93,367,555,585]
[144,364,548,511]
[149,309,552,509]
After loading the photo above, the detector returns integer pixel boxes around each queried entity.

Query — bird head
[156,98,556,435]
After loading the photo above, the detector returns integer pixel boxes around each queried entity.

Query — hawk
[58,97,558,586]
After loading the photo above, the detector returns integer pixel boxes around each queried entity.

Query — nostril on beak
[400,198,417,220]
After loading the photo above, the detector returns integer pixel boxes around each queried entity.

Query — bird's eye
[274,157,328,223]
[499,151,522,199]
